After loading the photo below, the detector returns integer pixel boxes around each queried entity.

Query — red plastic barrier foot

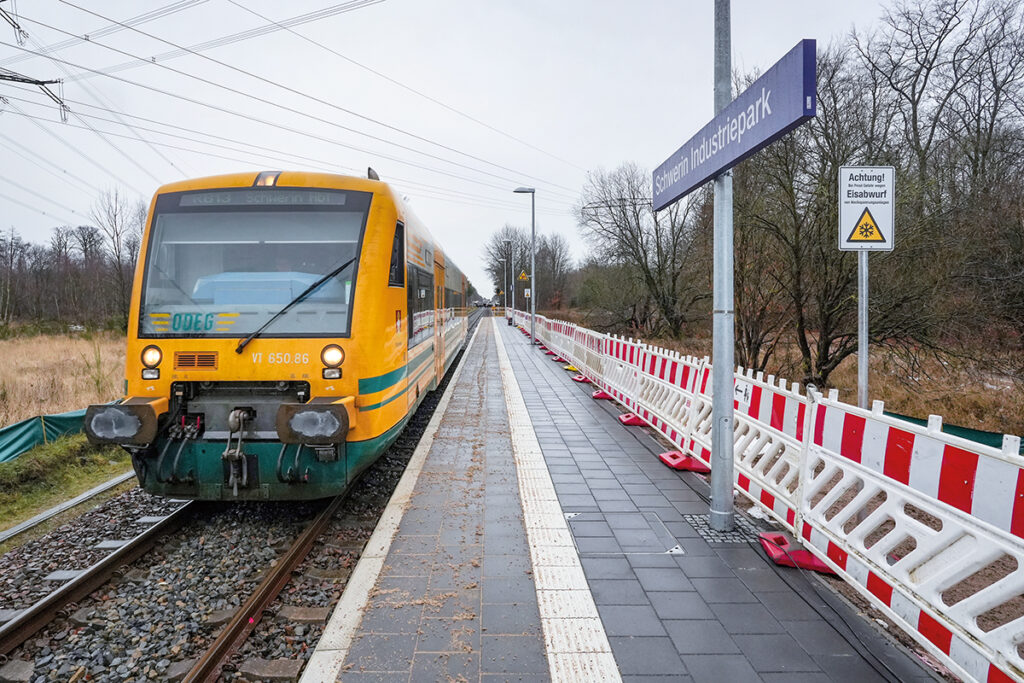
[591,390,613,400]
[551,356,566,362]
[618,412,646,426]
[659,451,710,473]
[571,374,592,384]
[758,532,835,574]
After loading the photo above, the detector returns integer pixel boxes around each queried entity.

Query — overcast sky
[0,0,887,294]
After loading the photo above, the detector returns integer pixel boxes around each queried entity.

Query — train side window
[388,222,404,286]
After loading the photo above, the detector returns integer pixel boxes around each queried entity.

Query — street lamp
[514,187,536,344]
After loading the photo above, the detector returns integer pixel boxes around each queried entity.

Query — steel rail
[0,501,195,656]
[0,470,137,545]
[184,494,346,683]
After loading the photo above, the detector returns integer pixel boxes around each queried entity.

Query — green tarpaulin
[0,409,86,463]
[884,411,1023,455]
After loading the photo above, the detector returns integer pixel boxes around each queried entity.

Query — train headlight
[141,345,162,368]
[321,344,344,367]
[322,368,341,380]
[141,368,160,380]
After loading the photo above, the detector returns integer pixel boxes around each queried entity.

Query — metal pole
[502,255,507,309]
[511,252,515,319]
[858,251,868,409]
[710,0,735,532]
[530,192,536,343]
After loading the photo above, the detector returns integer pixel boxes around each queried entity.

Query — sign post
[653,29,816,532]
[839,166,894,409]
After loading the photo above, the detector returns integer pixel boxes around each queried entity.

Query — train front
[84,175,374,500]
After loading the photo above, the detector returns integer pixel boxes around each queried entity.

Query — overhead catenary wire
[3,103,573,217]
[0,38,578,203]
[0,130,99,196]
[40,1,581,198]
[0,85,575,211]
[224,0,587,174]
[0,0,208,67]
[1,98,145,195]
[0,188,76,224]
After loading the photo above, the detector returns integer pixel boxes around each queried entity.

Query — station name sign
[652,39,817,211]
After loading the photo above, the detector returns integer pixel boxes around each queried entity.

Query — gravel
[0,487,185,610]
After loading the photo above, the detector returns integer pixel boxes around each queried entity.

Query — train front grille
[174,351,218,370]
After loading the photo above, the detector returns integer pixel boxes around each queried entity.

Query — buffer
[846,207,885,243]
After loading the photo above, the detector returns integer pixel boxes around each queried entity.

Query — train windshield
[139,187,371,337]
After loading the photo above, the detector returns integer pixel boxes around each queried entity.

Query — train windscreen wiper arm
[235,256,357,354]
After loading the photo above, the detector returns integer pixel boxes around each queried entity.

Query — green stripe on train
[358,344,434,394]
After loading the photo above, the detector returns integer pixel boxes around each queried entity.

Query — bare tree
[575,163,708,338]
[91,189,138,328]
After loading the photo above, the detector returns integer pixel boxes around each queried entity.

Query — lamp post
[514,187,536,344]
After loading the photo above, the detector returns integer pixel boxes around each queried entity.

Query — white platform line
[301,322,483,682]
[492,318,622,683]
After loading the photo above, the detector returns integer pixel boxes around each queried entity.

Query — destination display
[652,39,817,211]
[179,189,348,207]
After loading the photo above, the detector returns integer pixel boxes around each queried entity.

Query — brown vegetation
[0,332,124,426]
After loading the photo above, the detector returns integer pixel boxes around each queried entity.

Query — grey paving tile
[663,620,739,655]
[581,556,635,579]
[761,673,834,683]
[690,578,757,603]
[483,553,532,578]
[675,537,716,556]
[733,634,821,672]
[483,577,537,604]
[673,555,733,578]
[559,493,600,508]
[592,488,633,502]
[480,635,548,674]
[633,567,695,593]
[569,520,614,537]
[607,636,688,675]
[597,605,668,637]
[715,547,766,570]
[783,619,858,655]
[598,499,641,513]
[337,671,403,682]
[574,536,623,554]
[681,654,761,683]
[588,579,651,605]
[756,590,825,621]
[346,633,416,671]
[733,565,792,593]
[710,602,785,634]
[647,592,715,620]
[414,617,479,652]
[358,602,423,634]
[626,554,680,569]
[481,603,542,636]
[410,652,479,680]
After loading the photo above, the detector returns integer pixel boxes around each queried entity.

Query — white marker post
[839,166,895,409]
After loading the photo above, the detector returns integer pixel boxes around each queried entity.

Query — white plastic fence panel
[801,395,1024,683]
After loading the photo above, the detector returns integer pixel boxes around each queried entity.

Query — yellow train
[84,170,472,500]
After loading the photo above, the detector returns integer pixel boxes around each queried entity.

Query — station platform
[305,317,938,682]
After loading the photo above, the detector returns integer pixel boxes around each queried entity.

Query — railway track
[0,500,195,657]
[0,311,483,681]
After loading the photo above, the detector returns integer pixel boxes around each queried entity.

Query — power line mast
[0,0,27,45]
[0,68,68,121]
[0,2,67,121]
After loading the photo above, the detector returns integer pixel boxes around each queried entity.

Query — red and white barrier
[508,311,1024,681]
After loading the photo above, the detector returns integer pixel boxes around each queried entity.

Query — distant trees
[0,188,146,332]
[481,225,572,310]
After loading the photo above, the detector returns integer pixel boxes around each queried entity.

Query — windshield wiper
[235,256,356,354]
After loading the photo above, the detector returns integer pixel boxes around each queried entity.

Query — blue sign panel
[652,39,816,211]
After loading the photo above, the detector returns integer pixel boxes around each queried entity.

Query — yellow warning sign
[847,207,886,243]
[518,271,528,281]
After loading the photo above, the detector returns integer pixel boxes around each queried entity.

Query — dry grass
[0,332,124,426]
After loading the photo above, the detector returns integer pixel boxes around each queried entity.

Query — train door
[434,262,445,384]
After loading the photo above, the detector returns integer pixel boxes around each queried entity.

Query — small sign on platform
[839,166,894,251]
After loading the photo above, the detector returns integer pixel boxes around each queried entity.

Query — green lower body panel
[136,418,410,501]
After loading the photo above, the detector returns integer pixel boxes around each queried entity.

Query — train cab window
[388,223,404,287]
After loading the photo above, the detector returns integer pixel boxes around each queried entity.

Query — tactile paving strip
[683,513,761,544]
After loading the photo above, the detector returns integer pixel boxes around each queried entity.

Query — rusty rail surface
[184,494,345,683]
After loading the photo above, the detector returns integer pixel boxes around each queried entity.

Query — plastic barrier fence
[0,409,87,464]
[507,309,1023,682]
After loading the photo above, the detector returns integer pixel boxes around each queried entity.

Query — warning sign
[847,207,885,243]
[518,271,528,281]
[839,166,894,251]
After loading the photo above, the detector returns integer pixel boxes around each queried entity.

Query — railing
[506,308,1024,683]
